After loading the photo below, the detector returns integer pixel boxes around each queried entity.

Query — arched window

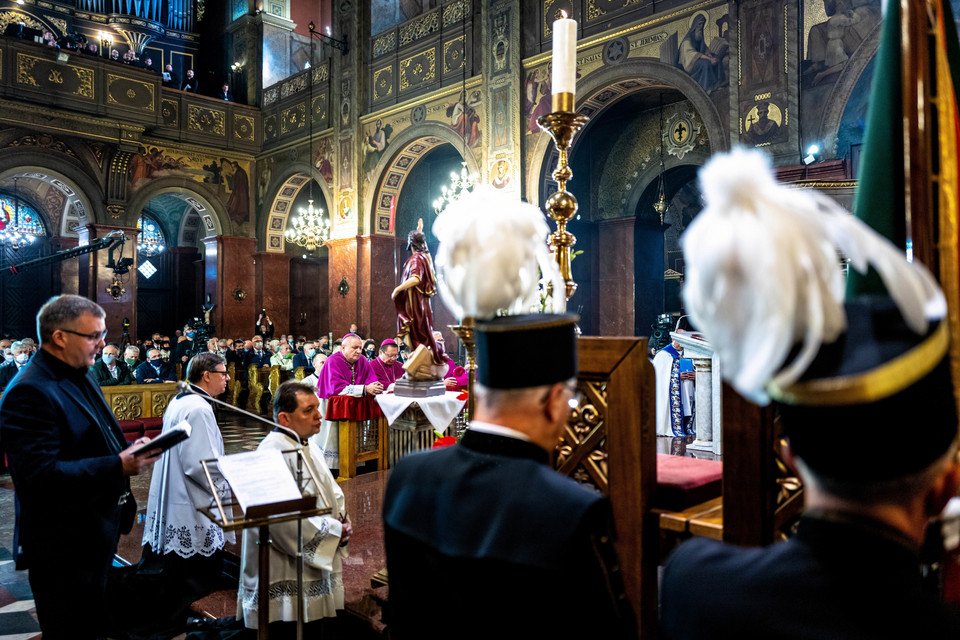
[137,214,165,257]
[0,193,46,238]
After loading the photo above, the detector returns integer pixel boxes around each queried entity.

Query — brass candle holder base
[450,317,477,424]
[537,110,590,306]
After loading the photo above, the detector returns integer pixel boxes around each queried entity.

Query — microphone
[176,381,281,430]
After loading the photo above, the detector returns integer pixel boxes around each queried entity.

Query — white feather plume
[432,186,564,319]
[681,148,945,404]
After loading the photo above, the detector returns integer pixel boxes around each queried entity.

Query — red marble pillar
[49,236,79,296]
[597,217,635,337]
[358,234,401,342]
[255,251,292,336]
[202,235,256,341]
[78,224,139,342]
[327,237,358,338]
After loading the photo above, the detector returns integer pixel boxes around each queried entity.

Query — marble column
[79,224,139,343]
[597,217,635,336]
[202,235,256,341]
[50,236,79,296]
[358,234,399,342]
[327,237,358,337]
[255,251,291,335]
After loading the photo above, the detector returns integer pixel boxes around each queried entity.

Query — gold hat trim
[767,321,949,406]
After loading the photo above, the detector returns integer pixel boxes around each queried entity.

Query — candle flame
[560,9,568,19]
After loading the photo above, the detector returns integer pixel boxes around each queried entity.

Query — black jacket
[0,349,132,636]
[662,512,960,639]
[135,360,176,384]
[383,429,635,639]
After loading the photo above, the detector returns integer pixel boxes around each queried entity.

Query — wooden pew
[101,382,179,420]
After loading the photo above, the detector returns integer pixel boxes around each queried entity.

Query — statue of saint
[392,219,446,377]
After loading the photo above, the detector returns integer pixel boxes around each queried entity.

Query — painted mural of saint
[677,14,723,92]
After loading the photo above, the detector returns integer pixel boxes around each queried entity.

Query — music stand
[198,449,332,640]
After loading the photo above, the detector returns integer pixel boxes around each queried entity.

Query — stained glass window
[137,214,165,255]
[0,193,46,236]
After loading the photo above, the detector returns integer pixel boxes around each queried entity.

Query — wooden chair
[226,362,242,407]
[246,364,265,414]
[557,337,657,640]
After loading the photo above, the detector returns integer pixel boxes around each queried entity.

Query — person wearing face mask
[2,347,13,364]
[292,340,317,374]
[124,345,140,368]
[0,342,31,393]
[160,342,172,362]
[176,324,198,364]
[361,339,378,361]
[135,348,176,384]
[92,343,134,386]
[270,341,295,371]
[242,338,271,369]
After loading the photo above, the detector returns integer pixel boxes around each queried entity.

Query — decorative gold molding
[399,9,440,47]
[373,66,393,100]
[187,104,226,135]
[106,74,156,111]
[280,103,306,134]
[443,35,465,74]
[373,31,397,58]
[399,49,436,91]
[234,114,255,141]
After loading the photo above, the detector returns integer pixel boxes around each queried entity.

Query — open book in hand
[131,420,192,457]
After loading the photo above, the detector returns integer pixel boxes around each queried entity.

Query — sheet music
[217,449,302,514]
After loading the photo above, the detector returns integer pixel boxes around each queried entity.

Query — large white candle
[551,12,577,98]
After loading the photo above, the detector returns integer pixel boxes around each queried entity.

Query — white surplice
[237,429,348,627]
[143,389,235,557]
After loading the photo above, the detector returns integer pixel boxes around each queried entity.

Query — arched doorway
[527,64,722,337]
[262,170,333,340]
[126,185,227,340]
[0,165,101,338]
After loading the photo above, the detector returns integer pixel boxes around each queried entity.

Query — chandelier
[285,199,331,252]
[433,162,477,215]
[434,12,477,216]
[0,178,38,251]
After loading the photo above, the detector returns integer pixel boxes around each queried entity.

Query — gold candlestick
[449,317,477,425]
[537,110,590,304]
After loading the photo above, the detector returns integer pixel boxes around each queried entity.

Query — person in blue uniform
[383,313,635,639]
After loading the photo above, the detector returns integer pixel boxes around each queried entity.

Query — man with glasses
[383,314,634,639]
[0,294,160,639]
[139,352,234,631]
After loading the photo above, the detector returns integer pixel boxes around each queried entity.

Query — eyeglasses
[209,369,229,376]
[60,328,108,342]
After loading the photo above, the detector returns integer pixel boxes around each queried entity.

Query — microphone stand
[176,382,308,640]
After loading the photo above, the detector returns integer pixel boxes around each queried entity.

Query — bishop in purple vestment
[311,334,382,471]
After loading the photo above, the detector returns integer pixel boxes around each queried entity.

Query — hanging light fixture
[285,25,332,253]
[1,177,38,251]
[434,3,477,215]
[652,95,669,224]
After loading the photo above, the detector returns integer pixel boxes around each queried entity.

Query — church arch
[364,122,481,237]
[0,154,103,235]
[812,23,880,159]
[125,180,228,241]
[524,59,727,208]
[260,164,334,254]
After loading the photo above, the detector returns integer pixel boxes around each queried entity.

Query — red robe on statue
[395,251,445,364]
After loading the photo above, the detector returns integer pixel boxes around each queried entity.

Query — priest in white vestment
[141,353,235,624]
[238,381,352,634]
[653,338,696,437]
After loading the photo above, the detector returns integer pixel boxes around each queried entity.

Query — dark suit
[135,360,176,384]
[242,349,271,368]
[383,429,635,639]
[0,360,27,392]
[91,358,134,386]
[0,349,133,639]
[661,513,960,639]
[291,350,314,374]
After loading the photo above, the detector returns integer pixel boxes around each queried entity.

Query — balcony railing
[0,37,259,152]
